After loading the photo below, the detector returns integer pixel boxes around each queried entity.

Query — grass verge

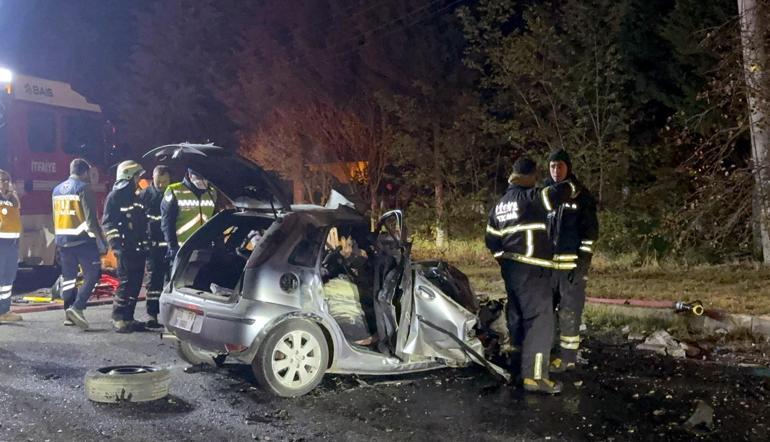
[412,237,770,315]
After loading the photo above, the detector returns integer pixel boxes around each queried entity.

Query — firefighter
[544,149,599,373]
[52,159,108,330]
[103,160,148,333]
[485,157,576,394]
[0,169,22,323]
[161,169,217,260]
[140,165,171,328]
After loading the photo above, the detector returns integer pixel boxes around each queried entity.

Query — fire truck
[0,67,113,269]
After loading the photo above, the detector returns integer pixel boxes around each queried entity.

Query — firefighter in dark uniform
[103,160,148,333]
[140,165,171,328]
[52,159,108,330]
[485,157,576,394]
[544,149,599,373]
[161,169,217,260]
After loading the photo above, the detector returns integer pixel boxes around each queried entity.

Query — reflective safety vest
[0,196,21,239]
[52,178,94,243]
[166,182,216,245]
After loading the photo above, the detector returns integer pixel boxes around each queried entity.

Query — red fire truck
[0,67,113,269]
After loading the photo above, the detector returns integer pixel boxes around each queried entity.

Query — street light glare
[0,67,12,83]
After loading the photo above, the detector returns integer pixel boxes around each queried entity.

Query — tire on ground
[253,318,329,398]
[85,365,171,403]
[177,341,227,367]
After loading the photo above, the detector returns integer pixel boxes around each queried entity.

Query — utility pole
[738,0,770,263]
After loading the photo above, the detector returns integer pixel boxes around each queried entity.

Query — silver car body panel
[151,146,497,380]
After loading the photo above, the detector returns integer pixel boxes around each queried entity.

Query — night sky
[0,0,142,114]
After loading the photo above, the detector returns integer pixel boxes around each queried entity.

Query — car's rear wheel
[177,341,227,367]
[253,319,328,397]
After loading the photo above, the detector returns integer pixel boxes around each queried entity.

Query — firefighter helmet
[116,160,145,182]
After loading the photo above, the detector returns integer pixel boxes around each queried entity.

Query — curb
[585,301,770,340]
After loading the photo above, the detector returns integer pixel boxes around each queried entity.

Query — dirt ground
[1,305,769,441]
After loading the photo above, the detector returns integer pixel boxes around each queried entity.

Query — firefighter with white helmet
[102,160,148,333]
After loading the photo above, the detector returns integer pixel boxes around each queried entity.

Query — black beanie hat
[548,148,571,171]
[512,157,537,175]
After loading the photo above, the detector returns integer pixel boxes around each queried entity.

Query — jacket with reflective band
[0,195,21,239]
[161,178,216,248]
[543,175,599,266]
[485,181,576,269]
[52,178,93,245]
[140,185,165,244]
[102,181,148,253]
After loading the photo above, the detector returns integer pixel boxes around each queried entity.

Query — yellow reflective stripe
[486,225,502,236]
[498,223,546,236]
[525,230,534,257]
[52,195,81,201]
[579,246,593,253]
[0,232,19,238]
[561,335,581,343]
[54,221,89,235]
[554,254,578,261]
[534,353,543,380]
[541,187,553,211]
[560,342,580,350]
[581,240,594,245]
[498,252,554,268]
[176,213,205,236]
[553,261,577,270]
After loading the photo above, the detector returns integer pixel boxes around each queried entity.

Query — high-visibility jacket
[485,179,576,269]
[52,177,94,247]
[161,178,216,249]
[0,194,21,239]
[542,175,599,270]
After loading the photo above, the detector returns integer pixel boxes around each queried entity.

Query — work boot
[113,320,132,334]
[129,320,147,332]
[65,308,89,330]
[145,315,162,329]
[549,358,576,373]
[523,378,563,395]
[0,311,23,322]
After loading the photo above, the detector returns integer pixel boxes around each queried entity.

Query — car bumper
[160,290,299,363]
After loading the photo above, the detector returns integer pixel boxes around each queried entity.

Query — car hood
[143,143,291,211]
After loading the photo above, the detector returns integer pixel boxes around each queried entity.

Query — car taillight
[225,343,248,353]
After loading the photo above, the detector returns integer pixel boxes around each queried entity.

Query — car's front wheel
[252,319,329,397]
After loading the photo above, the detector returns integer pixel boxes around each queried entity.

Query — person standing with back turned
[485,157,576,394]
[52,159,107,330]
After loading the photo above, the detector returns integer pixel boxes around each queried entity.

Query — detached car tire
[253,319,329,397]
[177,341,227,367]
[85,365,171,403]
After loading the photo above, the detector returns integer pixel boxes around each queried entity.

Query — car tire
[84,365,171,403]
[252,319,329,397]
[177,341,227,367]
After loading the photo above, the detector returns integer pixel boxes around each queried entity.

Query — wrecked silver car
[145,144,505,397]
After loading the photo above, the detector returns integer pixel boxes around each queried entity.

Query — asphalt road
[1,304,769,441]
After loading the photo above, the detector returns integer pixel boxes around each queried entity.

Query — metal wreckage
[146,144,510,397]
